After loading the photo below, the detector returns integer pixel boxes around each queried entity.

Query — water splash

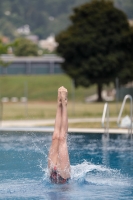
[74,162,131,186]
[41,161,132,187]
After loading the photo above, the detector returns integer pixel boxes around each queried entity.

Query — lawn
[0,74,131,128]
[1,101,130,123]
[0,74,96,101]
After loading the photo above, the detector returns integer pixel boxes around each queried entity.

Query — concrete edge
[0,127,129,134]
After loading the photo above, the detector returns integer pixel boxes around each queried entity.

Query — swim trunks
[50,167,69,184]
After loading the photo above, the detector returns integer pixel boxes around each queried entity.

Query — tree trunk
[97,83,103,102]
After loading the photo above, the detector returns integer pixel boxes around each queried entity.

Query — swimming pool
[0,132,133,200]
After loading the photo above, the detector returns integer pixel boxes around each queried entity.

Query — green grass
[1,101,131,121]
[0,74,131,123]
[0,74,97,101]
[69,122,118,129]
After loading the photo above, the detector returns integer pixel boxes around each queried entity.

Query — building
[0,54,64,75]
[39,35,58,52]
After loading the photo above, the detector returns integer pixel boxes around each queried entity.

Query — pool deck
[0,127,129,134]
[0,118,130,134]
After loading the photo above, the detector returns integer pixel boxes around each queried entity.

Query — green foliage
[12,38,38,56]
[117,27,133,84]
[0,38,11,67]
[0,38,8,54]
[56,0,133,101]
[0,0,133,39]
[0,0,77,39]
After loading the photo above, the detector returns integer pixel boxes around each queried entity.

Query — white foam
[70,161,132,187]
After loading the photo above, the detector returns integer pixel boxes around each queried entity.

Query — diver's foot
[60,86,68,106]
[58,87,62,106]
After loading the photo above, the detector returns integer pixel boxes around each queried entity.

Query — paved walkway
[0,117,129,134]
[1,117,117,127]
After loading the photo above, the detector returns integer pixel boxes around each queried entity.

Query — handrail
[117,95,132,135]
[101,103,109,134]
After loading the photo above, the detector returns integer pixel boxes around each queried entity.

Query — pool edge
[0,127,129,134]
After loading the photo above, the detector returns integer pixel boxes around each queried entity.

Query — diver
[48,86,71,184]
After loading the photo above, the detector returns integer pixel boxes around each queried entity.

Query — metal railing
[102,103,109,134]
[117,95,132,135]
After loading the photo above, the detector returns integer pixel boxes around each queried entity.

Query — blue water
[0,132,133,200]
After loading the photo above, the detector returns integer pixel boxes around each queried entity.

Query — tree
[117,26,133,85]
[56,0,133,101]
[0,38,11,68]
[0,38,8,54]
[12,38,38,56]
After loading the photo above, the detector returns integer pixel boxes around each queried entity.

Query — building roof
[0,54,64,63]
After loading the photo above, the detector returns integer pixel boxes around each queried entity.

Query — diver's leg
[57,87,71,179]
[48,87,62,169]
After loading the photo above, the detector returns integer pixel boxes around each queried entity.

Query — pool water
[0,132,133,200]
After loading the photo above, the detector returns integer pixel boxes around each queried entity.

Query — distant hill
[0,0,133,40]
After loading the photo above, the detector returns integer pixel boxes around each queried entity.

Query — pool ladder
[102,103,109,135]
[102,95,133,137]
[117,94,132,136]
